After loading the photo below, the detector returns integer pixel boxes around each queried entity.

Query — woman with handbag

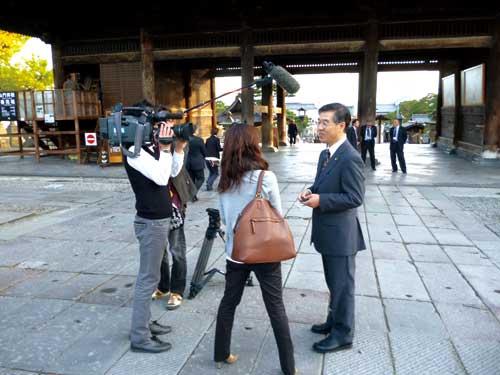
[214,124,297,375]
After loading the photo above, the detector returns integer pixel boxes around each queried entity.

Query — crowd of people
[123,102,373,374]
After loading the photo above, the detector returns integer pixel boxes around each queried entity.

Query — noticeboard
[0,92,18,121]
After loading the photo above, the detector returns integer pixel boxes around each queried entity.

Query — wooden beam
[380,36,492,50]
[62,52,141,64]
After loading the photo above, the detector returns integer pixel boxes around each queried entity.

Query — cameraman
[125,120,187,353]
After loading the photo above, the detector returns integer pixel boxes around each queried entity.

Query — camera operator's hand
[158,121,175,151]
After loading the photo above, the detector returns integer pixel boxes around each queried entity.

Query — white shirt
[393,126,399,141]
[328,134,347,158]
[364,126,372,140]
[126,145,184,185]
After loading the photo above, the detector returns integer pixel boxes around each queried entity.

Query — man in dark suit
[299,103,366,354]
[346,119,360,151]
[205,127,223,191]
[288,121,298,145]
[389,118,408,173]
[186,131,206,201]
[360,119,377,170]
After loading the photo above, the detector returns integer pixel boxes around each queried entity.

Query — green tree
[0,30,53,91]
[216,100,228,114]
[386,93,437,121]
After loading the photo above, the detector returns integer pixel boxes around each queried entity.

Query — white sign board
[85,132,97,146]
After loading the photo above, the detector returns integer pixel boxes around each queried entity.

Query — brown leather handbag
[232,170,296,263]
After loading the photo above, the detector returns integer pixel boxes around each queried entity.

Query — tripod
[188,208,225,299]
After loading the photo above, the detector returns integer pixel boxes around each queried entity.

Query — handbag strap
[255,170,265,198]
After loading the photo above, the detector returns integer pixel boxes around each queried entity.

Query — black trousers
[390,143,407,172]
[321,254,356,341]
[214,260,295,375]
[158,226,187,296]
[289,134,297,145]
[361,140,376,169]
[187,168,205,192]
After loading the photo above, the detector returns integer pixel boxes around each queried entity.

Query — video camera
[99,104,194,158]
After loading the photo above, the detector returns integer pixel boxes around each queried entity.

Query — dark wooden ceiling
[1,1,497,42]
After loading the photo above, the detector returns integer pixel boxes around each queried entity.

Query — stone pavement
[0,143,500,375]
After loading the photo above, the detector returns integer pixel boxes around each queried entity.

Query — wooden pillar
[359,20,379,125]
[72,90,82,164]
[240,25,254,126]
[357,64,364,120]
[276,85,287,146]
[183,69,192,123]
[210,74,217,130]
[140,29,155,104]
[453,66,462,147]
[261,81,276,151]
[51,38,64,89]
[484,14,500,156]
[436,67,443,142]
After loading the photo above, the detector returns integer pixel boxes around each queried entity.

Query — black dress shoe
[311,322,332,335]
[312,335,352,353]
[130,336,172,353]
[149,320,172,336]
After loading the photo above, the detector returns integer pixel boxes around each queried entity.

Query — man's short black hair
[318,103,351,127]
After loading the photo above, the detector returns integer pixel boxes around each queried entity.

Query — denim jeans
[158,226,187,296]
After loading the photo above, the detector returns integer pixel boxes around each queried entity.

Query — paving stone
[282,288,329,325]
[384,299,448,338]
[0,268,44,292]
[473,240,500,261]
[0,211,32,224]
[416,262,483,306]
[413,207,445,217]
[442,246,493,266]
[292,253,323,273]
[251,322,323,375]
[375,259,429,301]
[406,244,450,263]
[389,333,465,375]
[370,241,409,260]
[398,225,437,244]
[456,264,500,319]
[389,205,415,215]
[367,225,402,243]
[51,307,131,375]
[435,302,500,341]
[392,214,423,226]
[429,228,474,246]
[0,295,31,317]
[364,204,391,214]
[0,369,39,375]
[285,270,328,293]
[79,275,136,306]
[406,198,435,208]
[420,215,457,229]
[356,296,387,333]
[366,213,395,226]
[323,331,393,375]
[1,271,77,298]
[356,256,379,297]
[453,338,500,375]
[111,313,228,375]
[36,273,113,300]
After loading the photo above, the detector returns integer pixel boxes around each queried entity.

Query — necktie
[320,149,331,174]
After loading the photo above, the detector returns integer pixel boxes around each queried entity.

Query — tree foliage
[0,30,53,91]
[386,93,437,121]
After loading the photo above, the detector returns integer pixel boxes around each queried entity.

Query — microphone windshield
[263,61,300,94]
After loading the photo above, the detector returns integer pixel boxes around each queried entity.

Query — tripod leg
[189,237,214,299]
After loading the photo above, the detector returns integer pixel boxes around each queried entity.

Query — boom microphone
[263,61,300,94]
[154,110,185,121]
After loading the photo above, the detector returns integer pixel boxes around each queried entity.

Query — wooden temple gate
[1,3,499,162]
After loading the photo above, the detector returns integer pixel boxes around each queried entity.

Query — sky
[14,38,439,116]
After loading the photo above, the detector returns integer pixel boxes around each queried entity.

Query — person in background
[389,118,408,173]
[360,119,377,171]
[287,120,298,145]
[205,127,223,191]
[214,124,297,375]
[347,118,360,151]
[186,129,206,201]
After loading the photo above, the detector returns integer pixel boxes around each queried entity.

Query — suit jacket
[309,141,366,256]
[389,126,407,148]
[205,135,222,158]
[346,126,358,149]
[186,135,206,170]
[360,125,377,143]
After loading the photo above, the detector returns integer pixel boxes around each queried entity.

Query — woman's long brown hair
[218,124,269,193]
